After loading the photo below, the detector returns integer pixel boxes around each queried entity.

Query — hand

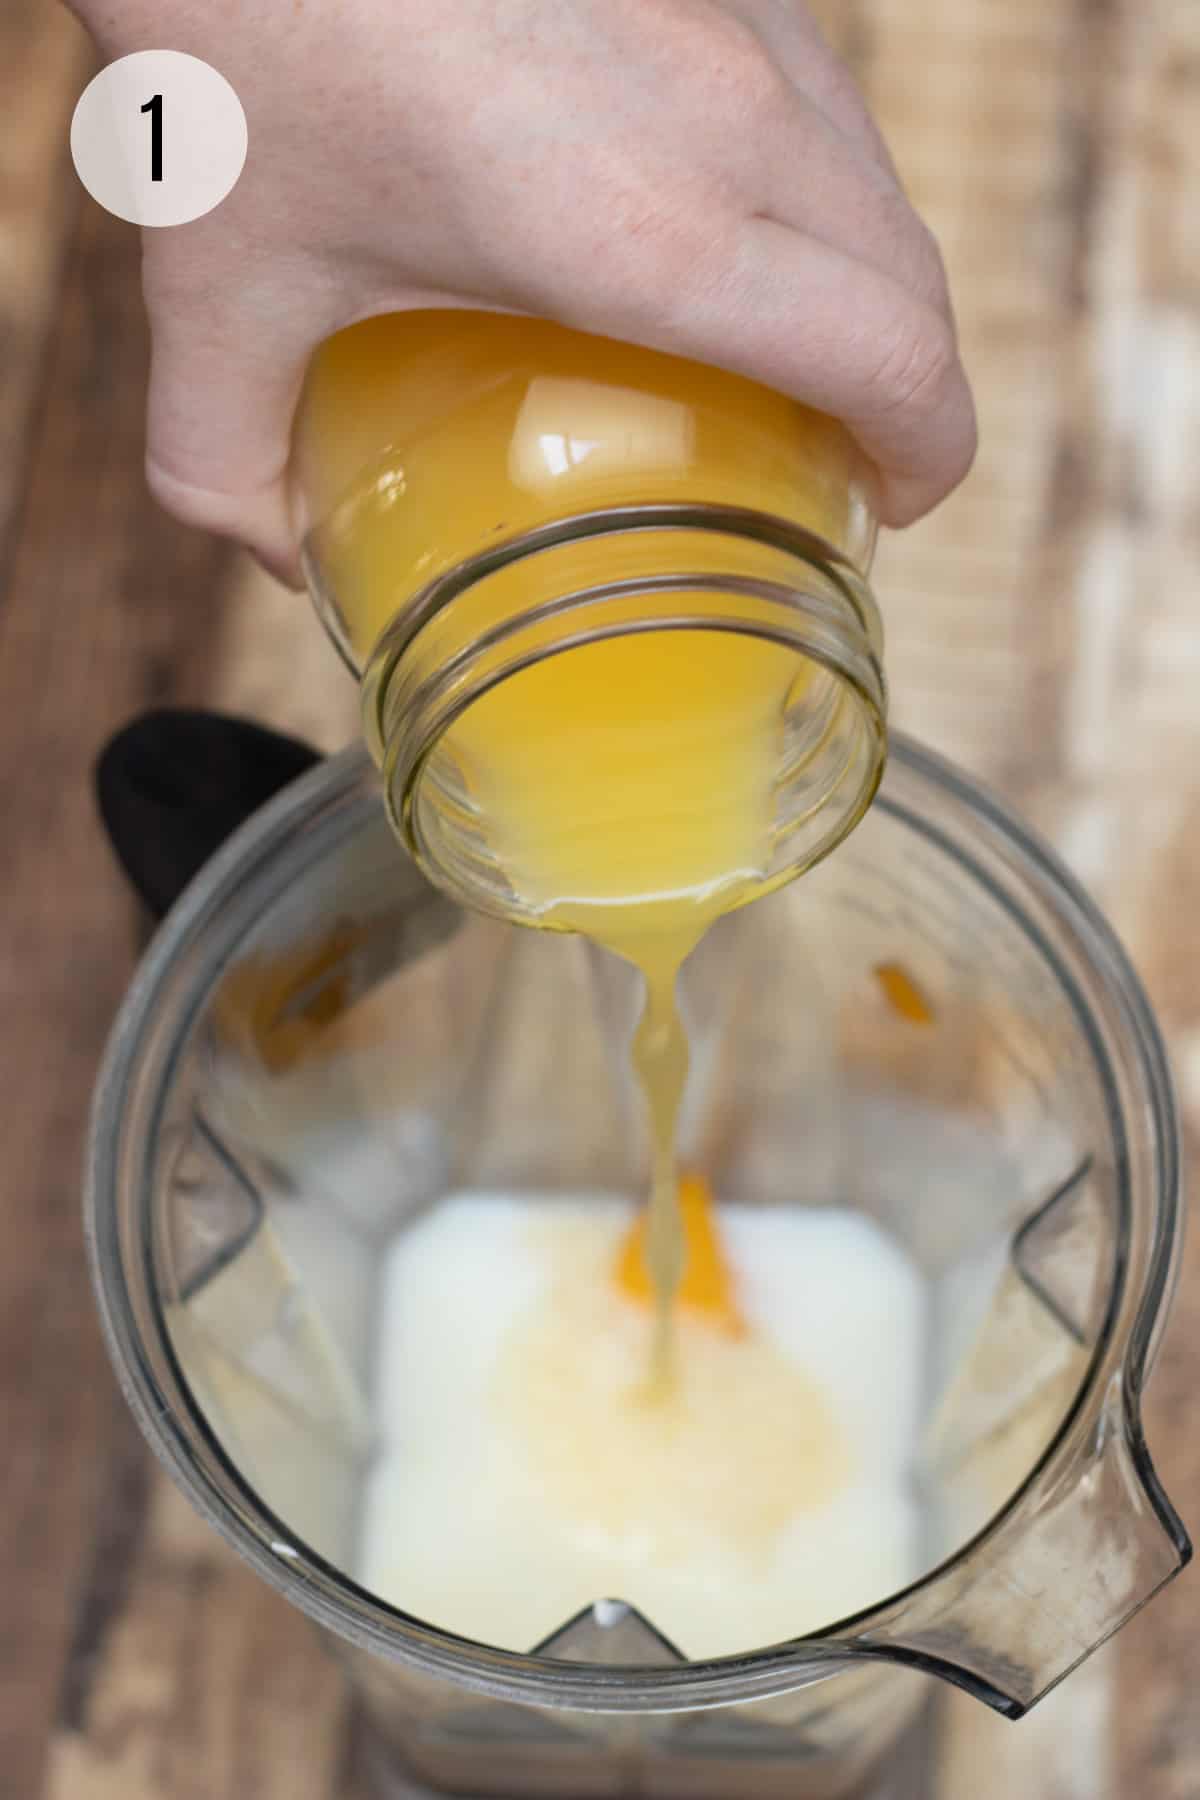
[73,0,976,582]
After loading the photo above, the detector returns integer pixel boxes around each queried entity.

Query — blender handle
[95,709,323,922]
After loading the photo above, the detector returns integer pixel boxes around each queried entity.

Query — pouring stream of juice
[298,312,856,1383]
[446,625,803,1386]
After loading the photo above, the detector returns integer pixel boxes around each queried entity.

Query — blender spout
[849,1381,1190,1718]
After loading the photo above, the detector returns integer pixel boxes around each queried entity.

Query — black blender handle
[95,709,323,923]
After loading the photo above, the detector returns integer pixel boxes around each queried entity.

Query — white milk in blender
[358,1190,925,1659]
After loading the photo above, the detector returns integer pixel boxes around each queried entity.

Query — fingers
[751,93,951,320]
[141,245,342,585]
[735,0,902,182]
[663,214,976,525]
[705,5,970,521]
[610,3,970,520]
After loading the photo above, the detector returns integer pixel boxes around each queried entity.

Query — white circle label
[71,51,248,228]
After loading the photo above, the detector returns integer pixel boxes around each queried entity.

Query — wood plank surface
[0,4,91,579]
[3,1,1200,1796]
[0,162,352,1800]
[828,2,1200,1788]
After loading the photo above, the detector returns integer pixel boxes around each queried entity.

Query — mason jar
[293,308,886,925]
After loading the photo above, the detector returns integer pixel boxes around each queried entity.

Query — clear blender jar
[87,723,1189,1800]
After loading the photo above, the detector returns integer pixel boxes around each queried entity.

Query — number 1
[141,94,163,183]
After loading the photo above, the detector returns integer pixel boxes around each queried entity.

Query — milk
[358,1194,925,1659]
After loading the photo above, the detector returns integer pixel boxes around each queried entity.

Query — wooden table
[2,2,1197,1794]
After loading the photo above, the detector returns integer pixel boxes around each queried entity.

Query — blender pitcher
[87,717,1189,1800]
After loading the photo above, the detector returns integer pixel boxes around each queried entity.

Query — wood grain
[0,177,349,1799]
[0,4,91,580]
[850,3,1200,1791]
[4,0,1200,1796]
[43,1421,349,1800]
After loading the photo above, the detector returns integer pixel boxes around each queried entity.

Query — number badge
[71,51,248,228]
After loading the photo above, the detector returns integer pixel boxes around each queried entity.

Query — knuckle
[907,215,954,315]
[865,308,961,424]
[705,26,790,121]
[649,1,788,119]
[867,187,953,317]
[711,32,789,116]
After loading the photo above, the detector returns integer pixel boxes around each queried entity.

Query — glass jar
[293,310,886,926]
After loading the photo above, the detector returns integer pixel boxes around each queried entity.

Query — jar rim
[365,506,887,922]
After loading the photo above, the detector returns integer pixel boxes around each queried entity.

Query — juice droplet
[874,960,935,1026]
[614,1172,746,1337]
[215,924,363,1071]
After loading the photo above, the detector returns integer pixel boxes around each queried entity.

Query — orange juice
[295,309,865,655]
[295,311,885,1378]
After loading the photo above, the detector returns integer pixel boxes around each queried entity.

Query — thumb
[142,247,340,586]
